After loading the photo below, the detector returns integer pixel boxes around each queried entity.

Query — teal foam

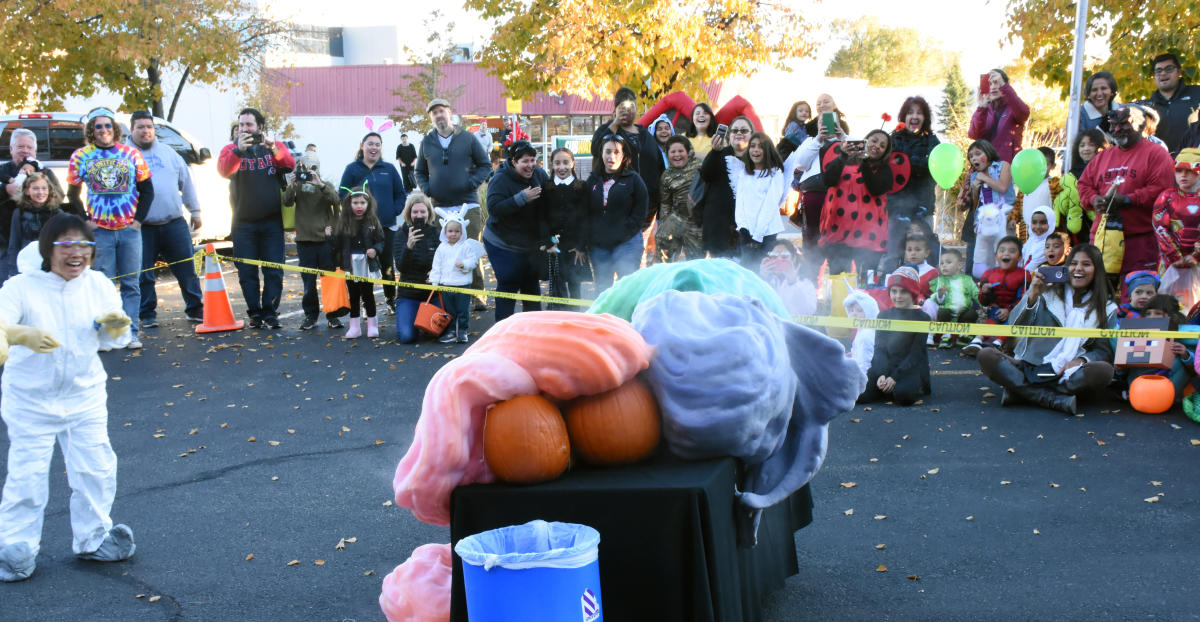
[586,259,790,321]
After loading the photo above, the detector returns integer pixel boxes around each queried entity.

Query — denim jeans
[590,232,644,291]
[395,295,442,344]
[92,226,142,336]
[443,291,470,333]
[139,217,203,322]
[231,219,284,321]
[296,240,334,321]
[483,237,541,322]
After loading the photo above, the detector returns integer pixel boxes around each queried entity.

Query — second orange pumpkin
[483,394,571,484]
[565,379,662,466]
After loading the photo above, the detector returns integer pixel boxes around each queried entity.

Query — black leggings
[859,368,924,406]
[348,280,376,318]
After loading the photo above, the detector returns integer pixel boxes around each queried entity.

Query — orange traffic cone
[196,243,245,334]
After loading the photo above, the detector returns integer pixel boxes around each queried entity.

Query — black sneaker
[439,330,458,344]
[300,317,318,330]
[266,317,282,330]
[140,318,158,328]
[249,317,265,329]
[186,314,203,324]
[327,318,344,329]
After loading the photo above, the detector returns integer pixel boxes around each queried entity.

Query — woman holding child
[977,244,1117,415]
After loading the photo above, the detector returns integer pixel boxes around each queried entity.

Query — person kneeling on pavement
[0,214,137,582]
[978,243,1117,415]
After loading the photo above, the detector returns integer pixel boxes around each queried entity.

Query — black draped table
[449,456,813,622]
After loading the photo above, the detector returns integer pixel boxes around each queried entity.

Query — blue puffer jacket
[339,159,407,228]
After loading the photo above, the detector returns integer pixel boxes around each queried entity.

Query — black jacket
[539,177,588,252]
[3,205,62,281]
[868,306,931,393]
[393,222,441,300]
[483,162,551,252]
[699,147,736,253]
[395,143,417,169]
[1148,84,1200,154]
[331,219,385,274]
[591,122,663,218]
[585,169,648,250]
[888,130,940,217]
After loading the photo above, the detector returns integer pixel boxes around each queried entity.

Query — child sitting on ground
[964,236,1028,356]
[929,248,979,349]
[1043,231,1070,267]
[428,217,486,344]
[1022,206,1056,271]
[858,267,931,406]
[843,290,880,377]
[1118,270,1159,321]
[759,238,817,317]
[1121,294,1195,402]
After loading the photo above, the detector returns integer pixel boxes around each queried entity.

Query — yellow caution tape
[793,315,1199,340]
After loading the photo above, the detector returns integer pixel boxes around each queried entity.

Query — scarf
[1042,291,1096,376]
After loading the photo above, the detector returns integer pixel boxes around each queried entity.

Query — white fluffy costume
[0,262,135,581]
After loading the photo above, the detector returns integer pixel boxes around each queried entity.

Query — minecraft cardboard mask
[1114,317,1174,369]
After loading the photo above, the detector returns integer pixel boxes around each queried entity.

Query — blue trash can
[454,519,602,622]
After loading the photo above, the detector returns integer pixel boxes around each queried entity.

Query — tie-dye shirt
[67,143,152,230]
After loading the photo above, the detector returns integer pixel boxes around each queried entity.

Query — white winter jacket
[725,158,786,242]
[0,267,122,412]
[428,238,485,287]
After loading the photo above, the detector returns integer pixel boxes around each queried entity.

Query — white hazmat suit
[0,260,134,581]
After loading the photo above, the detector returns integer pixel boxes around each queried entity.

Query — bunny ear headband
[432,207,465,225]
[364,116,395,133]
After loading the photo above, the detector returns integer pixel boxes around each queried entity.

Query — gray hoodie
[127,139,200,225]
[413,128,491,207]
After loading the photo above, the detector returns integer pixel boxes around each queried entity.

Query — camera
[1039,265,1068,284]
[715,124,729,137]
[249,132,264,145]
[295,164,314,183]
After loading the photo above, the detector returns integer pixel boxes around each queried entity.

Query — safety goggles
[52,240,96,248]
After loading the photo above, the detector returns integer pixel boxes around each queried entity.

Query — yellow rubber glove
[1,323,60,354]
[94,311,132,339]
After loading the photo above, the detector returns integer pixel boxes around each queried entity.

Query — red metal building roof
[276,63,722,117]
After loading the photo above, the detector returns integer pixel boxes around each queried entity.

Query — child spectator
[538,148,588,309]
[959,139,1015,279]
[3,173,66,283]
[1044,232,1070,267]
[858,267,931,406]
[429,217,485,344]
[331,186,385,339]
[1117,270,1159,321]
[843,289,879,377]
[1121,294,1195,402]
[759,238,816,317]
[1154,148,1200,310]
[898,233,940,340]
[964,236,1028,356]
[1022,206,1056,270]
[929,248,980,348]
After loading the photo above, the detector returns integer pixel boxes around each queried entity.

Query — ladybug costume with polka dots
[819,145,911,252]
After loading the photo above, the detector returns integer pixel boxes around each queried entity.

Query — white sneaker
[962,337,983,357]
[926,334,935,347]
[126,338,143,350]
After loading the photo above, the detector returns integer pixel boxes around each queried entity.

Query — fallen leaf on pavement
[874,514,887,520]
[1033,529,1040,535]
[840,482,857,488]
[247,436,256,442]
[874,544,885,550]
[245,554,254,561]
[876,564,888,572]
[148,595,161,603]
[1150,481,1163,487]
[844,509,854,515]
[927,468,939,475]
[314,559,325,566]
[286,560,300,566]
[1000,481,1012,485]
[907,575,920,581]
[267,440,280,447]
[363,570,375,576]
[1145,496,1161,503]
[966,516,974,521]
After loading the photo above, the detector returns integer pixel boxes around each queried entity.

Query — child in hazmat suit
[0,214,136,582]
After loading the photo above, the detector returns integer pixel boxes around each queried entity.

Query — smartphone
[412,217,426,229]
[715,123,729,137]
[979,74,991,96]
[844,140,865,151]
[821,111,838,134]
[1038,265,1068,284]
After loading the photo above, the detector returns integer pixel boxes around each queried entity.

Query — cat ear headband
[340,181,370,197]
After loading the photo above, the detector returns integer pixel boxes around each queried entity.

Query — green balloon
[1011,148,1048,195]
[928,142,964,190]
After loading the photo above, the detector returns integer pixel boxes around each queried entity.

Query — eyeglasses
[729,128,752,135]
[766,250,792,258]
[94,123,113,130]
[1154,65,1179,75]
[53,240,96,248]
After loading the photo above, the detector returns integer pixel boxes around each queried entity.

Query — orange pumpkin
[1129,375,1174,414]
[565,379,661,466]
[483,394,571,484]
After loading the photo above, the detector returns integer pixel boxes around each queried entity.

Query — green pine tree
[939,62,972,136]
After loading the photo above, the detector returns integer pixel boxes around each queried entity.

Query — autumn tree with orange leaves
[463,0,815,105]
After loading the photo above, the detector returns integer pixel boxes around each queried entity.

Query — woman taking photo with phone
[700,115,756,256]
[977,244,1117,415]
[968,69,1030,163]
[819,129,907,277]
[786,93,850,274]
[392,194,441,343]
